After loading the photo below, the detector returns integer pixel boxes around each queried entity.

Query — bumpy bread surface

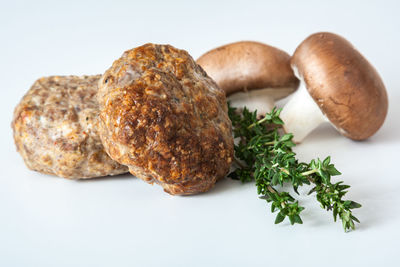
[12,75,128,179]
[98,44,234,195]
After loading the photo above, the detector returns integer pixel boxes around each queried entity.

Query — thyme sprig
[228,105,361,231]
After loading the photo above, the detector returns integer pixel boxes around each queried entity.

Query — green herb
[228,104,361,231]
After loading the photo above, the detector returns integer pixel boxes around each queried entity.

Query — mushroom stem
[280,81,328,143]
[228,87,294,116]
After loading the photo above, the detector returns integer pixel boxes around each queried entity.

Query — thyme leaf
[228,104,361,232]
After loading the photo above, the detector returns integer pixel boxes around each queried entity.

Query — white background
[1,0,399,266]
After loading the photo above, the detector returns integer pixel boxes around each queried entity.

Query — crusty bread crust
[12,75,128,179]
[98,44,234,195]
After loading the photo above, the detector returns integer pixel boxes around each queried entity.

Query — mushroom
[280,32,388,142]
[197,41,299,114]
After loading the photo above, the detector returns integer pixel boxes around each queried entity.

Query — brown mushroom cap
[197,41,299,98]
[291,32,388,140]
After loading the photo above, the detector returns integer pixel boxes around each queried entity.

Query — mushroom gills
[228,87,295,116]
[280,76,329,143]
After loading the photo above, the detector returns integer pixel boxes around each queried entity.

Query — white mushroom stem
[280,81,328,143]
[228,87,294,116]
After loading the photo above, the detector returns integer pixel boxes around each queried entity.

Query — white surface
[1,0,399,266]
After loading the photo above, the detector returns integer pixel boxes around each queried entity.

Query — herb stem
[301,169,318,176]
[248,116,269,129]
[264,141,276,146]
[267,185,277,194]
[280,168,290,175]
[277,167,317,178]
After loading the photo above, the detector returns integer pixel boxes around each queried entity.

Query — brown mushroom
[197,41,299,114]
[280,32,388,142]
